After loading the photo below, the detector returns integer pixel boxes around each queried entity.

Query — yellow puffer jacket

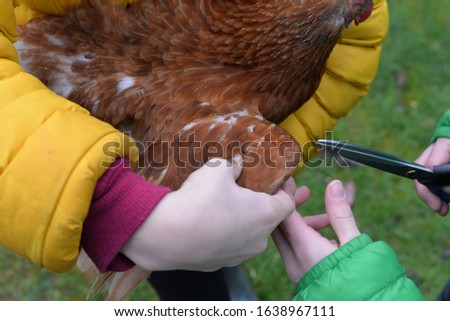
[0,0,139,273]
[0,0,388,273]
[280,0,389,170]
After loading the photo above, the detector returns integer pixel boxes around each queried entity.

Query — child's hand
[272,180,360,284]
[415,137,450,216]
[121,156,296,272]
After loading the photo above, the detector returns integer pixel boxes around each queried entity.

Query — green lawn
[1,0,449,300]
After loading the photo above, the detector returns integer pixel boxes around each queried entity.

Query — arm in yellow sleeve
[279,0,389,170]
[0,0,138,272]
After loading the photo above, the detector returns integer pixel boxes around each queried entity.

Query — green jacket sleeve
[431,110,450,143]
[293,234,425,301]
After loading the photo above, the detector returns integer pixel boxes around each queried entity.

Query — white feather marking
[74,53,91,63]
[213,115,237,127]
[247,125,256,134]
[117,77,135,93]
[52,76,74,97]
[14,40,33,72]
[46,34,64,47]
[90,100,100,114]
[182,121,198,131]
[182,110,253,133]
[157,168,168,183]
[50,57,75,97]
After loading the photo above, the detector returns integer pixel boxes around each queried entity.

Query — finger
[344,180,356,207]
[430,196,448,217]
[438,203,449,216]
[303,214,330,230]
[294,185,310,207]
[279,210,319,246]
[329,239,339,247]
[201,157,240,182]
[282,177,296,198]
[180,158,228,188]
[415,180,448,216]
[415,144,434,165]
[424,138,450,168]
[325,180,360,245]
[422,139,450,216]
[415,180,441,210]
[272,225,308,283]
[269,189,296,221]
[271,226,296,269]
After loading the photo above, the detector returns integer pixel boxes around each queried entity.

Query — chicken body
[15,0,373,299]
[16,0,373,194]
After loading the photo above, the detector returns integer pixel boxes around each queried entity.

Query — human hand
[415,137,450,216]
[272,180,360,284]
[121,156,295,272]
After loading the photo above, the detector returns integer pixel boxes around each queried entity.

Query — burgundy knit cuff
[82,158,171,272]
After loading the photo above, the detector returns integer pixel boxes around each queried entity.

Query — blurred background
[1,0,449,300]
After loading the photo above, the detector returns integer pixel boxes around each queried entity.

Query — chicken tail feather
[105,266,152,301]
[87,271,115,300]
[77,248,150,300]
[77,249,115,300]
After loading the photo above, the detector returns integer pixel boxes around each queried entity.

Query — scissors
[316,139,450,202]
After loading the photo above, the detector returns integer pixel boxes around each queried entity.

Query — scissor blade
[316,139,434,180]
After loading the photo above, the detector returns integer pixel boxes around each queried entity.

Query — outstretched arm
[273,180,424,301]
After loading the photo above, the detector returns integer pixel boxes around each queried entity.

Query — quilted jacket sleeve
[431,110,450,142]
[279,0,389,170]
[0,0,139,272]
[293,234,425,301]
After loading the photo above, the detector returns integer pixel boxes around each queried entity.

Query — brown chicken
[15,0,373,299]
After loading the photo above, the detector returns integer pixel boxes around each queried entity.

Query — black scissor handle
[419,164,450,202]
[433,164,450,180]
[430,187,450,202]
[418,164,450,188]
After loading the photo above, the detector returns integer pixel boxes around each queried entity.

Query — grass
[1,0,450,300]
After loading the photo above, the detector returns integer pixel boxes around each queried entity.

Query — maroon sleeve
[81,158,171,272]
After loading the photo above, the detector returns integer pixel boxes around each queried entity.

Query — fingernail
[330,181,346,200]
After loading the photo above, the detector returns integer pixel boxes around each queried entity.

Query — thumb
[424,138,450,168]
[201,156,242,182]
[325,180,360,245]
